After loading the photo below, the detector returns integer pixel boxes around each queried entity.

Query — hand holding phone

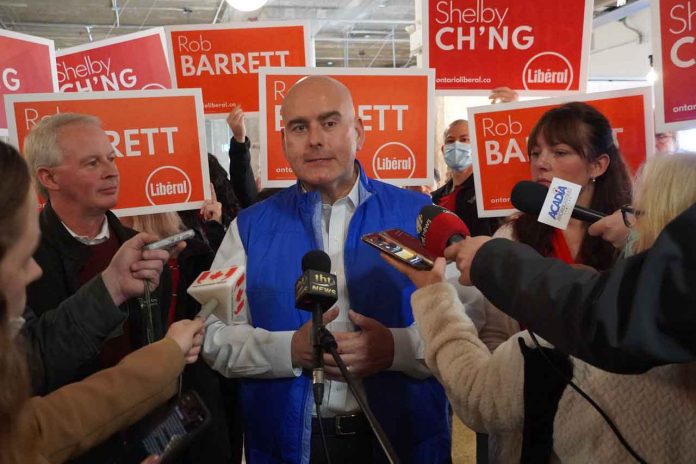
[362,229,436,270]
[120,390,211,464]
[143,230,195,251]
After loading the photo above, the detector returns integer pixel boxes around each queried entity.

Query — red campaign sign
[5,89,209,217]
[56,28,171,93]
[652,0,696,131]
[423,0,592,95]
[468,87,654,218]
[258,68,435,188]
[166,22,311,115]
[0,30,57,135]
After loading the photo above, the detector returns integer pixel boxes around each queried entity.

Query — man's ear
[35,167,60,193]
[355,118,365,150]
[280,128,288,160]
[590,153,610,179]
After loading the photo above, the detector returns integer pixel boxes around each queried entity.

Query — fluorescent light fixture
[225,0,268,12]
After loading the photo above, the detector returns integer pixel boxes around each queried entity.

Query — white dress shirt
[203,178,486,416]
[62,216,110,245]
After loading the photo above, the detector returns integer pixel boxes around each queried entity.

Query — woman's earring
[590,176,596,183]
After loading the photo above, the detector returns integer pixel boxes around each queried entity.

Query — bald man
[203,77,454,463]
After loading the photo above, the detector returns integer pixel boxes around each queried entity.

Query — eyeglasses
[620,204,642,228]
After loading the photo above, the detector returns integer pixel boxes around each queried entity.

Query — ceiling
[0,0,645,69]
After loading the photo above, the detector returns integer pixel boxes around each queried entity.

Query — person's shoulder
[369,178,430,202]
[238,186,295,218]
[493,216,519,240]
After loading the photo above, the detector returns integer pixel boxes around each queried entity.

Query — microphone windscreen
[416,205,471,256]
[302,250,331,273]
[510,181,548,215]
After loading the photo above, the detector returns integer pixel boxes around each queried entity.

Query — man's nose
[307,124,323,147]
[103,160,119,178]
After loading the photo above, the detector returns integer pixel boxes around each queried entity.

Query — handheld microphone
[295,250,338,407]
[416,204,471,256]
[187,266,248,323]
[511,181,607,223]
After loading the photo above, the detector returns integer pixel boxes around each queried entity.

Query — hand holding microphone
[293,250,338,404]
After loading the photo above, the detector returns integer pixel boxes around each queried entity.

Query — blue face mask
[443,141,472,171]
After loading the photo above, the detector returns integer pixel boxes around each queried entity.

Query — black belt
[311,413,371,437]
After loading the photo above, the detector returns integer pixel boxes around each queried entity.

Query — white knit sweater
[412,282,696,463]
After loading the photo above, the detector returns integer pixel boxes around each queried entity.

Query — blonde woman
[384,154,696,462]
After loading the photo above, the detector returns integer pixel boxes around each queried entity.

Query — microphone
[511,180,607,223]
[294,250,338,407]
[416,204,471,256]
[186,266,248,323]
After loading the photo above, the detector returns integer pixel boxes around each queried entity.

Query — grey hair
[24,113,102,197]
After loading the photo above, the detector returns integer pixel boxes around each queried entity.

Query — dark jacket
[227,136,258,208]
[25,203,171,464]
[22,276,126,395]
[471,201,696,373]
[26,203,169,391]
[431,175,499,236]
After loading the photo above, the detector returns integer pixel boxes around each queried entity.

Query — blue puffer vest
[236,166,452,464]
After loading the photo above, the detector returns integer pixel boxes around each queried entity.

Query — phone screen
[362,229,436,270]
[141,391,210,460]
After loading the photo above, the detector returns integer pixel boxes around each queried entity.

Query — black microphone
[294,250,338,407]
[511,180,607,223]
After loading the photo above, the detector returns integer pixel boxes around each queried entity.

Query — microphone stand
[311,304,325,406]
[318,327,401,464]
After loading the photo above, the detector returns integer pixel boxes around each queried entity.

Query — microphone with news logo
[295,250,338,407]
[416,204,471,256]
[511,180,606,223]
[186,265,248,323]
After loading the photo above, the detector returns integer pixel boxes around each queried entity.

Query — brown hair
[513,102,633,269]
[0,142,32,463]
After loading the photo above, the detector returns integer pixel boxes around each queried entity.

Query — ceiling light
[327,61,334,65]
[225,0,268,12]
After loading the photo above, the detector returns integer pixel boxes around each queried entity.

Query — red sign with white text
[423,0,592,95]
[652,0,696,131]
[167,22,310,115]
[258,68,435,188]
[0,30,57,135]
[56,28,171,94]
[5,90,209,216]
[468,88,653,217]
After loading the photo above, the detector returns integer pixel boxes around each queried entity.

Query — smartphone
[362,229,436,270]
[143,229,195,251]
[132,390,211,463]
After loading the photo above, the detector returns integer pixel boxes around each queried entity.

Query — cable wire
[528,331,647,464]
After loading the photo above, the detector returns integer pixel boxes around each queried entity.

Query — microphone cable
[314,402,332,464]
[527,331,647,464]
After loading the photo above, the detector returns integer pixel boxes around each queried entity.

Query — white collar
[62,216,110,245]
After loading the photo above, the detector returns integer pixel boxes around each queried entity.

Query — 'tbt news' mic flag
[187,266,247,323]
[295,250,337,313]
